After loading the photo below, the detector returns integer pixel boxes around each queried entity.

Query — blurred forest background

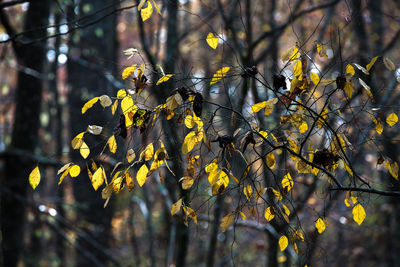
[0,0,400,266]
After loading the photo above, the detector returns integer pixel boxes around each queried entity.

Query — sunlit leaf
[80,141,90,159]
[279,235,288,252]
[264,206,275,222]
[29,166,40,190]
[111,99,118,115]
[140,1,153,21]
[138,0,147,10]
[210,67,230,85]
[386,113,398,127]
[57,163,72,175]
[282,204,290,216]
[220,214,234,232]
[244,184,253,201]
[293,60,302,77]
[171,198,183,215]
[315,218,326,234]
[82,97,99,114]
[140,143,154,161]
[385,160,399,180]
[72,132,85,149]
[282,173,293,192]
[58,168,70,185]
[206,32,218,49]
[353,63,368,75]
[156,74,174,85]
[346,64,355,77]
[87,125,102,135]
[310,72,320,85]
[166,93,183,111]
[352,203,366,225]
[69,165,81,177]
[359,78,373,99]
[344,80,354,98]
[298,120,308,134]
[91,166,105,191]
[266,152,276,170]
[251,101,266,113]
[366,56,379,73]
[137,164,149,187]
[181,176,194,190]
[281,46,299,62]
[125,170,135,191]
[107,135,117,154]
[185,115,196,129]
[151,0,161,14]
[117,89,127,99]
[376,120,383,135]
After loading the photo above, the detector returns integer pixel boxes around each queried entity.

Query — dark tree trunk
[67,0,118,266]
[0,1,51,266]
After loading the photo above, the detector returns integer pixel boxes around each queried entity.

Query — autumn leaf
[210,67,230,85]
[87,125,102,135]
[264,206,275,222]
[126,149,136,163]
[91,166,105,191]
[29,166,40,190]
[220,214,234,232]
[141,1,153,21]
[266,152,276,170]
[251,101,267,113]
[99,95,112,108]
[117,89,127,99]
[385,160,399,180]
[137,164,149,187]
[315,218,326,234]
[310,72,320,85]
[346,64,355,77]
[82,97,99,114]
[156,74,174,85]
[264,98,278,116]
[140,143,154,161]
[71,132,85,149]
[352,203,366,225]
[293,60,302,77]
[366,56,379,73]
[80,141,90,159]
[386,113,398,127]
[244,184,253,201]
[206,32,218,49]
[282,173,293,192]
[69,165,81,177]
[279,235,288,252]
[125,170,135,191]
[383,57,395,71]
[107,135,117,154]
[171,198,183,215]
[281,46,299,62]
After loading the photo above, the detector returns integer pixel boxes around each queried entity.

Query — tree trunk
[0,1,51,266]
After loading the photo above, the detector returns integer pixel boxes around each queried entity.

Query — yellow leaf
[344,80,354,98]
[137,164,149,187]
[385,160,399,180]
[29,166,40,190]
[206,32,218,49]
[346,64,355,77]
[171,198,183,215]
[266,152,276,170]
[80,141,90,159]
[141,1,153,21]
[386,113,398,127]
[298,120,308,134]
[102,184,113,200]
[366,56,379,72]
[69,165,80,177]
[156,74,174,85]
[126,149,136,163]
[184,115,196,129]
[279,235,288,252]
[182,131,196,155]
[264,206,275,222]
[282,173,293,192]
[383,57,396,71]
[122,65,137,79]
[125,170,135,191]
[184,206,198,224]
[181,177,194,190]
[58,168,70,185]
[352,203,366,225]
[264,98,278,116]
[111,99,118,115]
[138,0,147,10]
[140,143,154,161]
[244,184,253,201]
[220,214,234,232]
[310,72,320,85]
[91,166,105,191]
[293,60,302,77]
[342,160,353,177]
[107,135,117,154]
[282,204,290,216]
[376,120,383,135]
[281,47,299,62]
[251,101,266,113]
[71,132,85,149]
[240,211,246,220]
[82,97,99,114]
[165,93,183,111]
[316,42,328,58]
[210,67,230,85]
[117,89,127,99]
[315,218,326,234]
[121,96,136,116]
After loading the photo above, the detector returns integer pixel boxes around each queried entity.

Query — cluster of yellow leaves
[57,163,81,185]
[182,114,205,155]
[281,111,308,134]
[72,132,90,159]
[344,192,366,225]
[205,160,229,195]
[171,199,198,226]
